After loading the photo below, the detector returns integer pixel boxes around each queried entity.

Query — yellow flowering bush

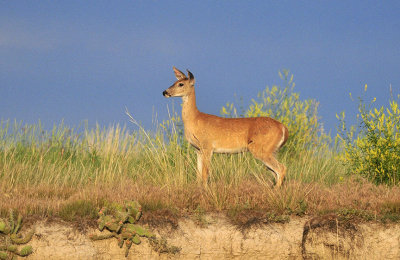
[337,85,400,185]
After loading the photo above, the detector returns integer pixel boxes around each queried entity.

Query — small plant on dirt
[192,206,210,227]
[148,237,181,255]
[89,201,180,257]
[0,210,34,260]
[380,201,400,223]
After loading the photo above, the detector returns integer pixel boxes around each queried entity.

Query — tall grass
[0,119,191,189]
[0,71,347,221]
[0,112,349,222]
[220,70,344,185]
[1,73,398,223]
[0,71,344,192]
[0,117,343,190]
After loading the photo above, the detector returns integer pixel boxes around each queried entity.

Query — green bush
[220,70,330,151]
[337,85,400,185]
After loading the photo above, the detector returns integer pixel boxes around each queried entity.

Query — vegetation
[0,71,399,229]
[0,210,34,259]
[220,70,338,184]
[221,70,331,151]
[89,201,179,256]
[337,85,400,185]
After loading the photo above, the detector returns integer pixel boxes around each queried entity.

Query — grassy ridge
[1,72,399,225]
[1,119,399,225]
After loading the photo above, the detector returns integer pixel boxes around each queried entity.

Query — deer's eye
[179,83,184,87]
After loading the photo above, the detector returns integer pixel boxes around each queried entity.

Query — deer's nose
[163,90,169,97]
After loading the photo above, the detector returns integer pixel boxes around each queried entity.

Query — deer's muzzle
[163,90,171,97]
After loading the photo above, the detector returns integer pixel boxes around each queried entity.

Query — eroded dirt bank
[24,215,400,259]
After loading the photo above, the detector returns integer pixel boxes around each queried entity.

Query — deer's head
[163,67,195,98]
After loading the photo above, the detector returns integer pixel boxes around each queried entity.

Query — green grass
[0,119,399,226]
[2,71,399,227]
[0,118,344,189]
[58,200,98,222]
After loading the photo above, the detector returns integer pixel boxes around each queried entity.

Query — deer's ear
[173,66,187,80]
[187,70,195,85]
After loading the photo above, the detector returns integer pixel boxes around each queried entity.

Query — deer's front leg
[196,149,213,186]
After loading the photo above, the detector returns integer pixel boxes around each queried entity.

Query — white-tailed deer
[163,67,289,187]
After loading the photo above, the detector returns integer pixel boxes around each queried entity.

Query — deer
[163,67,289,188]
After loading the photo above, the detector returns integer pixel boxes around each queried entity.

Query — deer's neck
[181,90,199,123]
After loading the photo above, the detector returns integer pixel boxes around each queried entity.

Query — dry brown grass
[2,177,400,229]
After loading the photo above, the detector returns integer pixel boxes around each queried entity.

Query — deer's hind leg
[248,140,286,188]
[262,155,286,188]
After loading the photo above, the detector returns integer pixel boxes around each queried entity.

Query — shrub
[220,70,331,151]
[337,85,400,185]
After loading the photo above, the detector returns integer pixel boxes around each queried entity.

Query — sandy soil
[22,214,400,259]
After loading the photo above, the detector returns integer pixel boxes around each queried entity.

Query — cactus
[0,222,6,233]
[89,201,156,257]
[10,230,34,245]
[124,224,154,238]
[13,216,22,235]
[124,239,132,257]
[117,236,124,248]
[98,214,113,231]
[0,210,34,259]
[126,201,142,222]
[90,201,180,257]
[16,246,32,257]
[131,234,141,245]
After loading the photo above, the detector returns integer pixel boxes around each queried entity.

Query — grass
[1,119,400,227]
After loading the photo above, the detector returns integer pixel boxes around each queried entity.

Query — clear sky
[1,1,399,135]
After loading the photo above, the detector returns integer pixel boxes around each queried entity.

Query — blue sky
[1,1,399,135]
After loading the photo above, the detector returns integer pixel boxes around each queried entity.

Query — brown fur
[163,67,288,187]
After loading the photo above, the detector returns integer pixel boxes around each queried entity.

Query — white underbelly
[213,147,248,154]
